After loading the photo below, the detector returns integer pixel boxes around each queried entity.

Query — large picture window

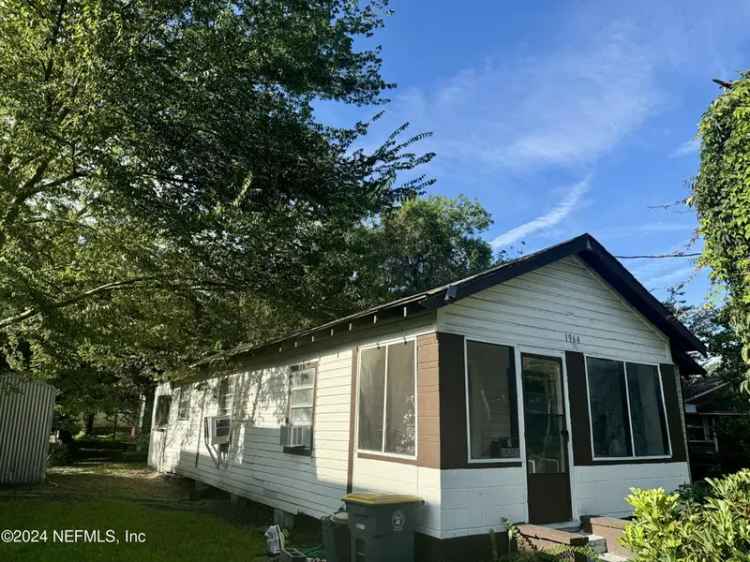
[358,341,416,456]
[586,357,670,459]
[466,341,519,460]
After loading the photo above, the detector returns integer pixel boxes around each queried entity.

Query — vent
[280,425,312,449]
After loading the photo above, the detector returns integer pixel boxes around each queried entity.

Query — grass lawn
[0,464,267,562]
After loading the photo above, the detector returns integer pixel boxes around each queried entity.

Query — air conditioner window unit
[207,415,232,445]
[280,424,312,449]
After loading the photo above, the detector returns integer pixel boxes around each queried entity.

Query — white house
[148,234,703,561]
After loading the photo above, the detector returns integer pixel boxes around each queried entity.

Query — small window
[466,341,519,460]
[154,395,172,427]
[177,385,192,420]
[358,340,416,456]
[217,377,233,416]
[288,364,317,426]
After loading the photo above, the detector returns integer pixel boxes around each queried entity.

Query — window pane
[587,358,632,458]
[290,388,314,407]
[358,347,386,451]
[291,370,314,388]
[178,386,191,419]
[523,355,566,473]
[291,408,313,425]
[627,363,669,456]
[467,341,519,459]
[385,341,416,455]
[156,396,172,426]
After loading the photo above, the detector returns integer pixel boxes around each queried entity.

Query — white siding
[149,349,353,518]
[436,255,679,531]
[148,316,437,521]
[574,462,690,518]
[352,459,442,537]
[438,256,671,364]
[440,468,526,538]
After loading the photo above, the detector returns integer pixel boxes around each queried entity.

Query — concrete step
[585,534,607,555]
[599,553,629,562]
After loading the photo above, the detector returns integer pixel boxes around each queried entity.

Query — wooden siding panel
[438,256,670,365]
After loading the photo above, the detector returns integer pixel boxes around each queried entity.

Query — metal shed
[0,375,57,485]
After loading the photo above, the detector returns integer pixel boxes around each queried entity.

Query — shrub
[623,470,750,561]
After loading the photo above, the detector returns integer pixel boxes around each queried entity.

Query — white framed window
[177,385,192,420]
[287,363,317,426]
[357,339,417,457]
[585,356,671,460]
[217,377,233,417]
[465,339,521,462]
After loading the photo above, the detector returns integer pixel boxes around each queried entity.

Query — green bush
[623,470,750,561]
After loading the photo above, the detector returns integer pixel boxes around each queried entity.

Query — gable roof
[194,233,706,373]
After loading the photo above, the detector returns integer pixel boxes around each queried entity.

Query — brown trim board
[357,452,418,465]
[417,333,441,468]
[660,363,687,462]
[346,345,358,493]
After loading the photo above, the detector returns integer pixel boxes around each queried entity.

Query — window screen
[155,395,172,427]
[586,357,632,458]
[466,341,519,460]
[177,385,191,420]
[358,347,386,451]
[385,341,416,455]
[626,363,669,456]
[217,377,233,416]
[288,364,316,426]
[358,341,416,456]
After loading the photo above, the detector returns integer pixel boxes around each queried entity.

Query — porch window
[586,357,671,459]
[465,340,519,460]
[626,363,670,456]
[586,357,632,458]
[357,340,416,456]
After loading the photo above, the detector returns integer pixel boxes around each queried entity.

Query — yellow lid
[343,493,422,505]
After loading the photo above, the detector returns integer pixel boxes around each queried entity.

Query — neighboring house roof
[684,378,731,403]
[193,233,706,373]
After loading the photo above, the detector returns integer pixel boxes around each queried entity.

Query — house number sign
[564,333,581,344]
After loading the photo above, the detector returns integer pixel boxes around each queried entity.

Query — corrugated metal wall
[0,375,57,485]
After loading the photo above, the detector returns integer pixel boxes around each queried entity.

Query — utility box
[322,511,351,562]
[343,493,423,562]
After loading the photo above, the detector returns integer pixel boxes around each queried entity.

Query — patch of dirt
[0,462,192,504]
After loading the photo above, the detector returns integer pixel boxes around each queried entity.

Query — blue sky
[317,1,750,305]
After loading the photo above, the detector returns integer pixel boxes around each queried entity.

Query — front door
[522,354,572,524]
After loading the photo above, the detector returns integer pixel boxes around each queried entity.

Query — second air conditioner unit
[207,415,232,445]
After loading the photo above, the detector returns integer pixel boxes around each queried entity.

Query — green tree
[0,0,434,381]
[692,72,750,391]
[347,195,497,306]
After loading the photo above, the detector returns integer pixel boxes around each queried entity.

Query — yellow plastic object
[342,492,422,505]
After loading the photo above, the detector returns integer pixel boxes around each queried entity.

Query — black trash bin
[322,511,351,562]
[343,493,423,562]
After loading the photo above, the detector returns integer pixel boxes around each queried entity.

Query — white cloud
[491,177,591,248]
[670,137,700,158]
[388,21,662,175]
